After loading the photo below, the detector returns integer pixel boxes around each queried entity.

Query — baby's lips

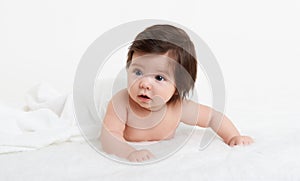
[138,93,151,99]
[140,95,150,99]
[137,94,152,103]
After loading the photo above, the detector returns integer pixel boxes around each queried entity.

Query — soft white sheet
[0,83,300,180]
[0,83,82,153]
[0,121,299,181]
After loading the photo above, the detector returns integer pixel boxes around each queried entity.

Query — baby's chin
[140,99,168,112]
[128,92,168,111]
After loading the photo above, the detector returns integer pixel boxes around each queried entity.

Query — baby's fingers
[243,137,254,145]
[127,149,155,162]
[229,136,254,147]
[146,151,155,159]
[229,139,237,147]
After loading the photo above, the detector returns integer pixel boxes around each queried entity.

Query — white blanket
[1,83,300,180]
[0,83,82,153]
[1,123,300,181]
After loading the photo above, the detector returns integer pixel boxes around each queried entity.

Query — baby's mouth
[138,94,151,102]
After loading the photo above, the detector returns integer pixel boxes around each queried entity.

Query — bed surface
[1,81,300,180]
[1,119,299,181]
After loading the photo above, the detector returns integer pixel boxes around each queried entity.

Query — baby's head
[126,24,197,104]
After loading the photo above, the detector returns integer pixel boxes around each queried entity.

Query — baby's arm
[207,108,253,146]
[100,100,136,158]
[101,123,154,162]
[100,91,154,161]
[181,100,253,146]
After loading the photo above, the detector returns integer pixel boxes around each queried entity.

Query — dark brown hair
[126,24,197,103]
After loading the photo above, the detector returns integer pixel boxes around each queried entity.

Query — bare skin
[100,52,254,162]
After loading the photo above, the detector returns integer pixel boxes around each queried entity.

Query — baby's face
[127,52,176,111]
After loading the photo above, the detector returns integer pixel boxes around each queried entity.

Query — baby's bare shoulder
[110,88,129,110]
[103,90,128,130]
[112,89,129,101]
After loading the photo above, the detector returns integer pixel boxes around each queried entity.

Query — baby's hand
[228,136,254,146]
[127,149,155,162]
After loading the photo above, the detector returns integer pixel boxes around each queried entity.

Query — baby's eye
[155,75,165,81]
[134,69,143,76]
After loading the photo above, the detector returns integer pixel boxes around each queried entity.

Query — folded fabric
[0,83,82,154]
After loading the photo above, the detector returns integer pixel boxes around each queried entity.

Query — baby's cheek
[127,78,137,90]
[152,95,165,104]
[161,92,174,103]
[127,86,135,97]
[167,85,176,98]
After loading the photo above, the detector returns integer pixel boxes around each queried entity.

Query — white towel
[0,83,82,154]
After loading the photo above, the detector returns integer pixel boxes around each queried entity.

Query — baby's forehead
[131,53,176,68]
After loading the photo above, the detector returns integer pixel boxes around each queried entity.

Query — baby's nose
[139,77,152,90]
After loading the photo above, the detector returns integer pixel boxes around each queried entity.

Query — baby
[100,24,253,162]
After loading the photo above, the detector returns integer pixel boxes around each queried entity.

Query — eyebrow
[130,62,142,68]
[156,69,172,78]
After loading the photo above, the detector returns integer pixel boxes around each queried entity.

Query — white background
[0,0,299,125]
